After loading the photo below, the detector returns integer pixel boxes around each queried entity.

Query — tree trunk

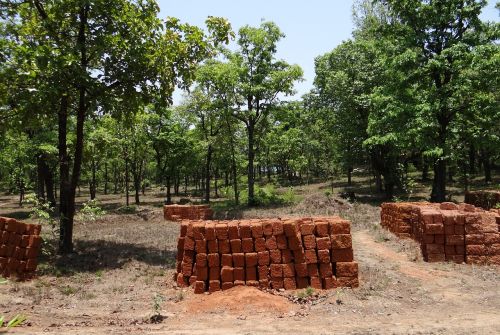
[422,161,429,181]
[36,155,46,201]
[247,122,256,206]
[347,166,353,186]
[125,157,130,207]
[58,94,72,254]
[90,159,97,200]
[483,154,492,183]
[214,168,219,198]
[469,145,476,175]
[204,145,212,203]
[166,175,172,204]
[430,158,446,202]
[104,162,108,195]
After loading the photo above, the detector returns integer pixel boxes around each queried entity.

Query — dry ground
[1,180,500,334]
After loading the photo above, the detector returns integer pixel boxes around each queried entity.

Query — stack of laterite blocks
[163,204,214,221]
[0,217,42,279]
[381,202,500,265]
[465,190,500,210]
[175,217,359,293]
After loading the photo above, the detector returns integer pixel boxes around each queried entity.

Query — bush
[77,199,106,222]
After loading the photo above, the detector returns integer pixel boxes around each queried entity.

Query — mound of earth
[183,286,297,315]
[295,193,351,213]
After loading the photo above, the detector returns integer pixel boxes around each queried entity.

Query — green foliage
[77,200,106,222]
[296,286,315,299]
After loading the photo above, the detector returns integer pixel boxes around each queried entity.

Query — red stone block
[186,223,194,238]
[455,245,465,255]
[282,249,293,263]
[207,253,220,267]
[0,231,9,244]
[234,280,245,286]
[319,263,333,278]
[425,224,444,234]
[485,233,500,245]
[316,237,331,250]
[205,223,216,240]
[196,253,207,267]
[445,245,456,255]
[258,265,269,279]
[194,281,206,294]
[242,238,254,252]
[221,254,233,267]
[283,277,297,290]
[303,235,316,249]
[295,263,308,277]
[318,249,330,263]
[265,236,278,250]
[270,250,282,264]
[330,220,350,234]
[230,239,242,253]
[426,244,445,254]
[331,248,353,262]
[259,279,270,288]
[234,267,245,281]
[307,263,319,277]
[209,280,221,293]
[293,249,306,263]
[310,276,322,289]
[447,255,465,263]
[215,223,229,240]
[218,239,231,254]
[251,221,263,238]
[300,223,315,235]
[446,235,464,246]
[315,221,329,237]
[454,225,465,235]
[183,249,195,264]
[196,265,208,281]
[276,234,288,250]
[272,220,284,236]
[176,273,188,287]
[337,276,359,288]
[228,222,240,240]
[441,202,458,210]
[207,239,218,253]
[336,262,358,277]
[287,234,302,250]
[239,222,252,238]
[20,235,30,248]
[246,266,257,281]
[423,234,435,244]
[255,237,266,252]
[246,280,259,287]
[28,235,41,248]
[283,263,295,278]
[283,220,299,237]
[262,221,274,236]
[466,245,487,256]
[444,225,455,235]
[209,266,221,280]
[322,276,337,289]
[435,234,445,244]
[465,234,484,244]
[233,253,245,267]
[271,278,284,289]
[270,264,283,278]
[195,239,207,254]
[330,234,352,249]
[305,250,317,264]
[221,266,234,282]
[181,262,193,276]
[258,251,270,266]
[467,255,486,264]
[193,223,206,240]
[245,252,258,267]
[222,282,234,290]
[296,277,309,289]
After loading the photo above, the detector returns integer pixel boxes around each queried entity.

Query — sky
[156,0,500,104]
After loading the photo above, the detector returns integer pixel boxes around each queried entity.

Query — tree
[1,0,233,253]
[230,22,303,205]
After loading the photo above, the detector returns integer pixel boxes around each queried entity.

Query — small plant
[324,190,332,198]
[494,202,500,209]
[24,193,57,231]
[296,286,315,299]
[78,199,106,222]
[282,187,296,204]
[150,293,165,323]
[95,270,104,279]
[335,288,345,305]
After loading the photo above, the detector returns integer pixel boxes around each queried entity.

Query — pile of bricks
[381,202,500,265]
[465,191,500,210]
[174,217,359,294]
[0,217,42,279]
[163,204,214,221]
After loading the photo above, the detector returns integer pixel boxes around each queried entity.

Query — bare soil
[1,181,499,334]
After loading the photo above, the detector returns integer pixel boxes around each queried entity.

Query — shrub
[78,199,106,222]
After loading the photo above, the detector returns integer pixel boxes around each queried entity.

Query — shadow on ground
[38,239,176,277]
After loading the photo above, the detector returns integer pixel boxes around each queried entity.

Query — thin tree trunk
[247,121,255,206]
[204,145,212,203]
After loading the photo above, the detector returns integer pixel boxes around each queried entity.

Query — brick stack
[465,191,500,210]
[174,217,359,293]
[0,217,42,279]
[381,202,500,265]
[163,204,214,221]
